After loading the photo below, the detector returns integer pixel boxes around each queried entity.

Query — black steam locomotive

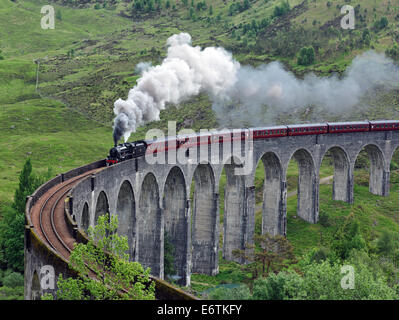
[106,141,147,165]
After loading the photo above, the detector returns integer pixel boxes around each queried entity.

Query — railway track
[30,169,101,261]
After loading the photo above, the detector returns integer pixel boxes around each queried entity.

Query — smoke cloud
[113,33,399,143]
[112,33,239,144]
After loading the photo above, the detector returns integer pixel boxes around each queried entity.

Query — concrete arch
[258,152,284,236]
[30,271,41,300]
[191,163,218,275]
[81,202,90,233]
[354,144,387,196]
[288,148,318,223]
[138,173,162,278]
[321,146,352,203]
[94,191,109,224]
[221,156,246,262]
[163,166,188,284]
[116,180,136,261]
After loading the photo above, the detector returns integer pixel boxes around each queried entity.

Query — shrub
[297,46,315,66]
[374,16,389,31]
[252,271,305,300]
[273,1,290,18]
[2,272,24,288]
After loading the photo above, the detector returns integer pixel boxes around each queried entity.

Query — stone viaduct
[62,128,399,287]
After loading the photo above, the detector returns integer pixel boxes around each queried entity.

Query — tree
[208,4,213,15]
[297,46,315,66]
[386,45,399,60]
[362,29,371,46]
[330,213,366,260]
[0,49,4,60]
[56,9,62,21]
[0,207,25,272]
[12,158,36,213]
[374,16,389,31]
[54,214,155,300]
[233,233,297,279]
[0,159,49,272]
[273,1,290,18]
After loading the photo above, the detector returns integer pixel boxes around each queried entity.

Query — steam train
[106,120,399,165]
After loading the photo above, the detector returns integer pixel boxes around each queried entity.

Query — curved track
[30,169,101,260]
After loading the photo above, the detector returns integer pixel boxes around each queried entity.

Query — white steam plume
[214,50,399,127]
[113,33,239,144]
[113,33,399,143]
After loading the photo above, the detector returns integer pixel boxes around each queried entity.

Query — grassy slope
[0,59,112,202]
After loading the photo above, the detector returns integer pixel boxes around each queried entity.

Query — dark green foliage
[386,45,399,61]
[12,158,36,213]
[376,231,398,259]
[0,285,24,300]
[374,16,389,31]
[0,159,53,272]
[318,211,331,227]
[252,271,304,300]
[132,0,159,13]
[309,247,330,264]
[0,207,25,272]
[330,214,366,260]
[56,9,62,21]
[196,1,207,11]
[163,231,176,279]
[297,46,315,66]
[273,1,290,18]
[2,272,24,289]
[362,29,371,46]
[0,49,4,60]
[228,0,250,16]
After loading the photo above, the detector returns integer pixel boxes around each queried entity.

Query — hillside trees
[273,1,290,18]
[0,159,52,299]
[232,233,297,280]
[0,159,50,272]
